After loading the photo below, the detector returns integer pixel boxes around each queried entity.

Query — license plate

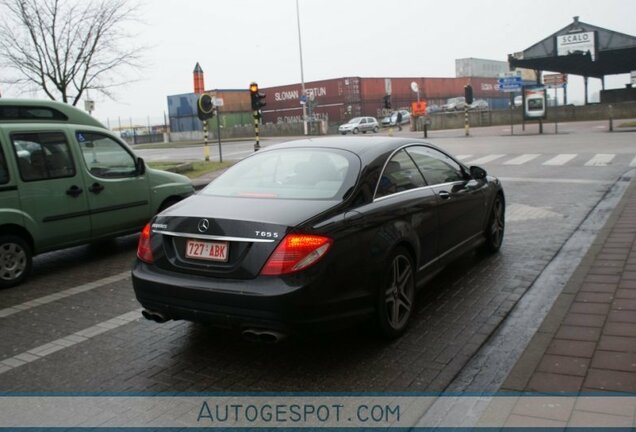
[185,239,229,262]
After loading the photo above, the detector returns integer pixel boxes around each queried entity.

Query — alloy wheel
[384,254,414,330]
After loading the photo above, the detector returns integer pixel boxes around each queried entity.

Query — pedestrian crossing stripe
[453,153,627,167]
[584,154,615,167]
[543,154,577,166]
[504,154,541,165]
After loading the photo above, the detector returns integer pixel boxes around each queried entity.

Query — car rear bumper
[131,261,375,333]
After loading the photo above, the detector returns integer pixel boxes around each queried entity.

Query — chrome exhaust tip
[241,329,287,343]
[141,309,169,323]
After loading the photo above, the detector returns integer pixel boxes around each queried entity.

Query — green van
[0,99,194,288]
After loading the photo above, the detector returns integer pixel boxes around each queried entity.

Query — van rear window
[0,106,68,121]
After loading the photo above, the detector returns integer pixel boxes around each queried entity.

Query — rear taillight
[260,234,333,276]
[137,223,154,264]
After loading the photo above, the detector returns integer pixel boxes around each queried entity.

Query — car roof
[0,99,106,128]
[263,136,444,165]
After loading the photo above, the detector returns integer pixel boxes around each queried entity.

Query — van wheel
[353,128,360,134]
[0,235,32,289]
[376,247,415,339]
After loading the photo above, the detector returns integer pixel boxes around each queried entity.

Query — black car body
[132,137,505,339]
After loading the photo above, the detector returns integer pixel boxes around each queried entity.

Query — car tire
[481,194,505,254]
[376,246,415,339]
[0,234,32,289]
[353,128,359,135]
[373,126,379,133]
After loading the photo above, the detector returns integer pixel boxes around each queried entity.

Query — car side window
[406,146,464,185]
[76,132,137,178]
[375,149,426,199]
[0,143,8,184]
[12,132,75,182]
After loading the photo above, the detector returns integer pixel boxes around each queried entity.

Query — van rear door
[74,131,151,239]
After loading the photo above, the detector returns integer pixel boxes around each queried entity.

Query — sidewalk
[502,175,636,393]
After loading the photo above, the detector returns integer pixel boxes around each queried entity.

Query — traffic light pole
[253,112,260,151]
[464,105,469,137]
[216,109,223,162]
[203,120,210,162]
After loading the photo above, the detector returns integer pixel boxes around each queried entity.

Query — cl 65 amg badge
[255,231,279,239]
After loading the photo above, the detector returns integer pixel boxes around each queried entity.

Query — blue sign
[300,95,307,105]
[497,77,523,93]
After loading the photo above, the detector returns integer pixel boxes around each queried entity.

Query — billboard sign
[543,73,568,88]
[523,86,547,120]
[556,31,596,61]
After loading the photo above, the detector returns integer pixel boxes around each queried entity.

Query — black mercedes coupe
[132,137,504,341]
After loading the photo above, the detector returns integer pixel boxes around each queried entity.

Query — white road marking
[0,272,130,319]
[506,203,562,222]
[585,153,615,167]
[0,309,142,374]
[542,154,577,166]
[454,154,472,161]
[504,154,541,165]
[630,156,636,167]
[466,154,506,165]
[499,177,610,185]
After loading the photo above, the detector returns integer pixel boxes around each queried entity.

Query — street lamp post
[296,0,308,135]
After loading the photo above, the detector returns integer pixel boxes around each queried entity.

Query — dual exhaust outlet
[141,309,286,343]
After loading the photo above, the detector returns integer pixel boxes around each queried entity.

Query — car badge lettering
[197,219,210,233]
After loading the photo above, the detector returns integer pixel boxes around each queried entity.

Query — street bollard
[609,105,614,132]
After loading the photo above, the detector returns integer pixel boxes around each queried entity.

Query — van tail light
[137,223,154,264]
[260,234,333,276]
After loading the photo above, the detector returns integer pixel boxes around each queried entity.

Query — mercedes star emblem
[197,218,210,233]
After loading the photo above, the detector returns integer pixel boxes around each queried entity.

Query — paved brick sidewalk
[503,175,636,393]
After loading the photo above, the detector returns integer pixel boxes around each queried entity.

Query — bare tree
[0,0,143,105]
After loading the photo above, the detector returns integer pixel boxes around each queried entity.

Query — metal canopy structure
[509,17,636,79]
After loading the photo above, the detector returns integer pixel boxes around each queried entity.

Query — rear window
[202,148,359,200]
[0,106,68,121]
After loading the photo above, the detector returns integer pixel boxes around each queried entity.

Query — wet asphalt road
[1,122,634,392]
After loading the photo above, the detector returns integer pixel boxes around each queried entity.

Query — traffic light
[464,84,474,105]
[383,95,391,110]
[250,82,266,113]
[197,93,215,121]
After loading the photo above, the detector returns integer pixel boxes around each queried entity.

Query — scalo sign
[556,31,596,61]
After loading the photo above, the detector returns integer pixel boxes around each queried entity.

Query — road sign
[631,71,636,86]
[411,100,427,116]
[543,73,567,88]
[300,95,307,105]
[213,97,224,107]
[497,76,523,93]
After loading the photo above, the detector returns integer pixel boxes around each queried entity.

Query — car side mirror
[470,165,487,180]
[136,157,146,175]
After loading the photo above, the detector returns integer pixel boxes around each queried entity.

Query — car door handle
[66,185,83,198]
[438,191,451,200]
[89,182,104,194]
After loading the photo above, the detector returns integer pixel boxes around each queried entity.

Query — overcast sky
[3,0,636,124]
